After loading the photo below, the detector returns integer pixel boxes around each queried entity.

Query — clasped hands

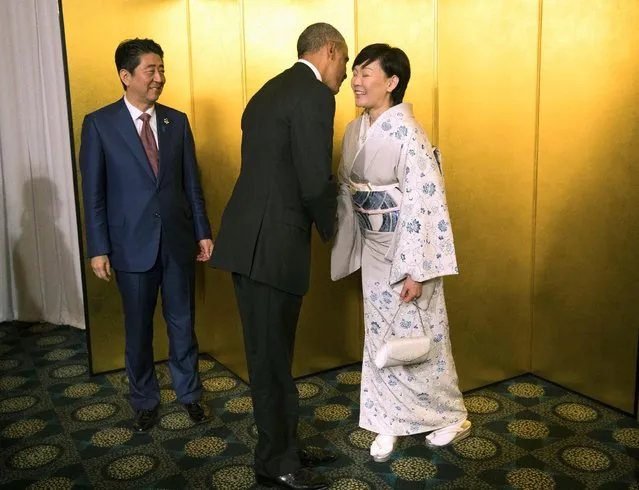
[90,239,214,282]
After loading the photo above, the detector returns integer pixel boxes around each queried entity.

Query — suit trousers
[232,273,303,477]
[115,239,201,410]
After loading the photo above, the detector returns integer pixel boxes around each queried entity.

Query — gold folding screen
[438,0,540,388]
[62,0,638,413]
[533,0,639,414]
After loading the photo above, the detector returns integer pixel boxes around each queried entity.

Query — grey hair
[297,22,345,57]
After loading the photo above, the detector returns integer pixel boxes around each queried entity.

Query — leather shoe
[132,406,158,432]
[299,446,338,467]
[255,468,329,489]
[183,402,207,424]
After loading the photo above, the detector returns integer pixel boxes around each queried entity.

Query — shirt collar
[296,59,322,81]
[123,94,155,120]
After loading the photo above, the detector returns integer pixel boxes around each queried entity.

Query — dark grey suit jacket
[211,62,337,295]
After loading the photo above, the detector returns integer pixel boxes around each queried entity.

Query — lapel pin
[163,117,170,125]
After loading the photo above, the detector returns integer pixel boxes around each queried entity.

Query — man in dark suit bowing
[211,23,348,490]
[80,38,212,432]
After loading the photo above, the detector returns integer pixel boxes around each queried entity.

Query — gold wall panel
[533,0,639,413]
[438,0,540,389]
[62,0,195,373]
[356,0,435,136]
[187,0,247,378]
[243,1,362,378]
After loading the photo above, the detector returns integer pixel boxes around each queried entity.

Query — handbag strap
[382,299,427,342]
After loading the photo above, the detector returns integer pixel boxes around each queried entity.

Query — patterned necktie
[138,113,159,176]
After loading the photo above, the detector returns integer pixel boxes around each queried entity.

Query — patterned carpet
[0,322,638,489]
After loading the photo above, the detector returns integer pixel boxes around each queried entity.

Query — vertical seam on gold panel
[185,0,204,301]
[530,0,544,372]
[186,0,196,134]
[432,0,439,146]
[239,0,248,108]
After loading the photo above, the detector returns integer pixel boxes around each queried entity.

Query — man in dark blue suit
[80,38,213,432]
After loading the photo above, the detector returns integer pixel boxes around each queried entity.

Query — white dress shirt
[296,59,322,81]
[123,95,158,147]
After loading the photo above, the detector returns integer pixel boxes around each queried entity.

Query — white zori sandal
[370,434,398,462]
[425,420,472,447]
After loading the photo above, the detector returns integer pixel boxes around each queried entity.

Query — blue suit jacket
[80,98,211,272]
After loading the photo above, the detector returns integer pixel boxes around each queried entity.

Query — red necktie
[138,113,159,176]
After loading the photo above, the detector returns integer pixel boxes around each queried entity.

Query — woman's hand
[400,276,422,303]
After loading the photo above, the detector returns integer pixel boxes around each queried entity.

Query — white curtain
[0,0,84,328]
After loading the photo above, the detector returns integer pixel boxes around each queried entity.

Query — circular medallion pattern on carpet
[315,404,351,422]
[8,444,62,470]
[211,465,255,489]
[203,376,237,392]
[506,468,556,489]
[184,436,228,458]
[51,364,87,378]
[612,428,639,448]
[225,396,253,413]
[464,395,501,414]
[507,383,545,398]
[553,403,599,422]
[560,446,612,472]
[337,371,361,385]
[36,335,66,347]
[507,420,550,439]
[73,402,118,422]
[91,427,133,447]
[0,395,38,413]
[391,457,437,481]
[453,436,499,460]
[2,419,46,439]
[43,349,76,361]
[105,454,157,480]
[296,382,321,399]
[63,382,101,398]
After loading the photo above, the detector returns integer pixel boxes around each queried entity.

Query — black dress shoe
[299,446,338,467]
[183,401,207,423]
[132,406,158,432]
[255,468,329,489]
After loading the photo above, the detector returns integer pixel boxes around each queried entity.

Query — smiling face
[351,59,398,113]
[119,52,165,109]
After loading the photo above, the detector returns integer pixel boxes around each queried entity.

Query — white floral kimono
[331,103,467,436]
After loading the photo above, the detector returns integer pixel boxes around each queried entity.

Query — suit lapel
[113,100,157,183]
[155,104,171,186]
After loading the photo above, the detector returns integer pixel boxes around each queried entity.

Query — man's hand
[90,255,111,282]
[196,239,213,262]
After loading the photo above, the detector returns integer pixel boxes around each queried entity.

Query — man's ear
[327,42,337,60]
[119,68,131,88]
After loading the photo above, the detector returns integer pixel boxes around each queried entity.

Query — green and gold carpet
[0,322,637,489]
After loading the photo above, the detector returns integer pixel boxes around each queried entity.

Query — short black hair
[114,38,163,89]
[352,43,410,105]
[297,23,345,58]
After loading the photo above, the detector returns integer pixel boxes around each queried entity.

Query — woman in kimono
[331,44,470,462]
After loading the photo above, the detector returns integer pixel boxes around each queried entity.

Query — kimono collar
[364,102,414,130]
[358,102,414,150]
[341,102,415,182]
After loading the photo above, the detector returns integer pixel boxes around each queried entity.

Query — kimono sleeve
[387,125,458,285]
[331,148,362,280]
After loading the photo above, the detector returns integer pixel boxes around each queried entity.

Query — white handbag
[374,300,430,369]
